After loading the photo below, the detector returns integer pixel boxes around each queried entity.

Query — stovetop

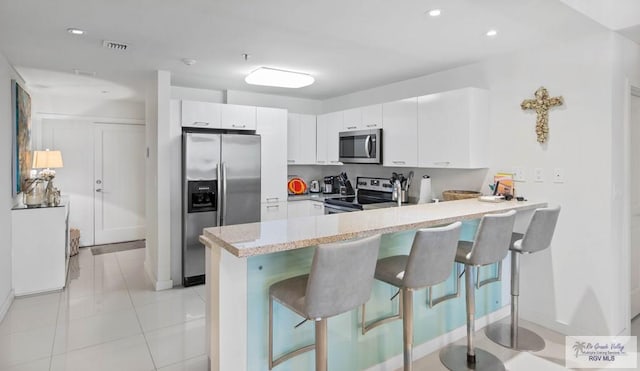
[324,177,395,211]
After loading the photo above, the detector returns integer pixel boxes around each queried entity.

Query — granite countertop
[200,198,547,258]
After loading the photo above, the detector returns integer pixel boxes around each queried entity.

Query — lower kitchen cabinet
[261,202,288,221]
[287,200,325,219]
[12,202,70,296]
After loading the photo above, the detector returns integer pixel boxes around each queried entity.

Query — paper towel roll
[418,175,432,204]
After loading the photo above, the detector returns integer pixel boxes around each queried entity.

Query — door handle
[216,164,222,227]
[222,162,228,226]
[95,188,105,193]
[364,135,372,158]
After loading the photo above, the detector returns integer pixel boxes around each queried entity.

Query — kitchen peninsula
[200,198,547,371]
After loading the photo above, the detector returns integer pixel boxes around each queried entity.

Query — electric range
[324,177,397,214]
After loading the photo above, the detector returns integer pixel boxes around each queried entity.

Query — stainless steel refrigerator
[182,130,261,286]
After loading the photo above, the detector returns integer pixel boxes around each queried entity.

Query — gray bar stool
[485,206,561,351]
[268,234,382,371]
[361,221,462,371]
[440,210,516,371]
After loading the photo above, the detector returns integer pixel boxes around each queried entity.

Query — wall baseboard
[144,259,173,291]
[0,289,14,323]
[365,305,510,371]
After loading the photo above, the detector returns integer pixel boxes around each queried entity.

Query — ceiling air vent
[102,40,129,51]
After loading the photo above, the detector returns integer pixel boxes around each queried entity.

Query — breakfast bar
[200,198,546,371]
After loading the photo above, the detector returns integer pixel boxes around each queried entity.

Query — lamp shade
[32,150,64,169]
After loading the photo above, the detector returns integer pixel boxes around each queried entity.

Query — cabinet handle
[392,161,406,165]
[434,161,451,166]
[316,160,326,164]
[330,161,341,164]
[366,124,377,128]
[232,124,246,128]
[266,205,280,209]
[347,126,357,129]
[266,197,279,203]
[313,204,322,209]
[192,121,209,126]
[288,160,295,163]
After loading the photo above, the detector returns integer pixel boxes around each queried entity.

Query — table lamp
[32,149,64,206]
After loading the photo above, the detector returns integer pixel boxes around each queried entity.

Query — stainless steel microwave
[339,129,382,164]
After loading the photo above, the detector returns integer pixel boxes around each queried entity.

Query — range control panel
[356,177,394,193]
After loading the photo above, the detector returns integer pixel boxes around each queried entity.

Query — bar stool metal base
[485,323,545,352]
[439,345,505,371]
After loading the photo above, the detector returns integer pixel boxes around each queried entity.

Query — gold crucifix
[521,87,563,143]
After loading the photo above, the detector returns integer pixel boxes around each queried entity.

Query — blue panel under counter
[245,220,502,370]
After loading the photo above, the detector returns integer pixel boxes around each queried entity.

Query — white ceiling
[0,0,630,102]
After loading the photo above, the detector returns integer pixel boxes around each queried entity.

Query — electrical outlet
[513,167,526,182]
[534,168,544,182]
[553,168,565,183]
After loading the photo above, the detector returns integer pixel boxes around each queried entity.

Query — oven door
[324,204,357,214]
[339,129,381,164]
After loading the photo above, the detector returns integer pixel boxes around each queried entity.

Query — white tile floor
[1,247,636,371]
[0,248,207,371]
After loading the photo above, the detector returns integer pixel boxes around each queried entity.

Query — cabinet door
[309,201,325,216]
[257,107,288,203]
[261,202,288,221]
[221,104,257,130]
[287,201,310,219]
[181,100,221,128]
[418,88,489,168]
[382,98,418,167]
[361,104,383,129]
[342,108,362,131]
[288,113,316,165]
[325,111,344,164]
[316,115,328,165]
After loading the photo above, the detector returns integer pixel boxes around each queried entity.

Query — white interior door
[40,119,95,247]
[631,92,640,318]
[94,124,146,244]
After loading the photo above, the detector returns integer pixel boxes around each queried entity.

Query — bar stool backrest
[305,234,382,319]
[468,210,516,266]
[519,206,561,254]
[403,221,462,289]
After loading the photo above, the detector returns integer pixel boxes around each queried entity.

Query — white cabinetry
[418,88,489,168]
[382,98,418,167]
[317,111,343,165]
[221,104,257,130]
[261,202,288,221]
[181,100,221,128]
[12,203,69,296]
[257,107,288,204]
[343,104,383,131]
[287,113,317,165]
[287,200,324,219]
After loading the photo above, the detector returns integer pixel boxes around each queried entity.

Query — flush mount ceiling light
[486,29,498,37]
[245,67,314,88]
[66,28,85,35]
[427,9,442,17]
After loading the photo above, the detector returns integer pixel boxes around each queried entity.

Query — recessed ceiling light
[427,9,441,17]
[67,28,85,35]
[486,29,498,37]
[245,67,314,88]
[182,58,197,66]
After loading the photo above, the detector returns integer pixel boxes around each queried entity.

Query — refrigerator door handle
[216,163,222,227]
[221,162,228,226]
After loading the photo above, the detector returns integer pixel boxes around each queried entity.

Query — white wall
[0,54,24,320]
[322,29,635,336]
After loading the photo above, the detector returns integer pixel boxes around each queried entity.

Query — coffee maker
[323,176,340,194]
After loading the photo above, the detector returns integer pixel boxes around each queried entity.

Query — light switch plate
[553,168,565,183]
[513,167,526,182]
[534,168,544,182]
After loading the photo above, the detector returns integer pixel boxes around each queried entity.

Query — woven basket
[442,190,482,201]
[70,228,80,256]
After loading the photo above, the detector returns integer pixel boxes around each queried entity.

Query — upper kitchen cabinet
[317,111,343,165]
[287,113,317,165]
[342,104,382,131]
[221,104,257,130]
[418,88,489,168]
[257,107,288,203]
[382,98,418,167]
[181,100,221,128]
